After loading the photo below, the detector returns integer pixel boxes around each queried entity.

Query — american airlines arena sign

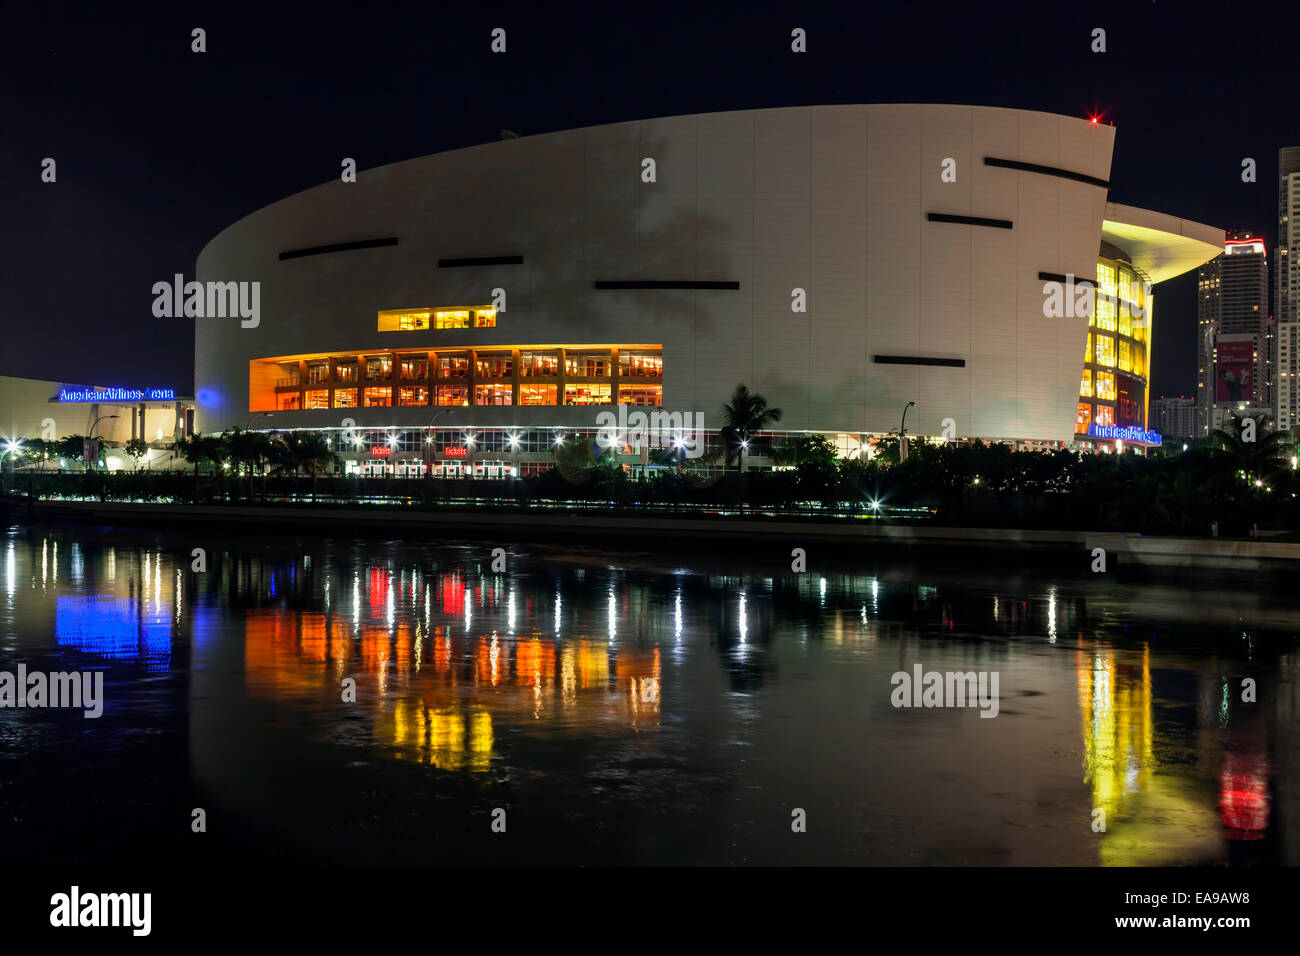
[57,387,177,402]
[1088,424,1162,446]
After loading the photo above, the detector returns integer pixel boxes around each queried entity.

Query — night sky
[3,1,1295,399]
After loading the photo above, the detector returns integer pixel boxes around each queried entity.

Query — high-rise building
[1200,233,1270,434]
[1196,256,1220,434]
[1150,396,1197,440]
[1276,147,1300,433]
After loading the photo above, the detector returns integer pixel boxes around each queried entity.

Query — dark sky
[3,1,1296,398]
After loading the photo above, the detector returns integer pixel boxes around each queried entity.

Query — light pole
[3,439,22,491]
[899,402,916,463]
[88,415,119,471]
[425,409,454,478]
[245,411,272,430]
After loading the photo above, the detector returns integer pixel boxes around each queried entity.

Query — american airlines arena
[195,105,1223,477]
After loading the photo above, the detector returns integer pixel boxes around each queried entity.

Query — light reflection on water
[1,525,1296,866]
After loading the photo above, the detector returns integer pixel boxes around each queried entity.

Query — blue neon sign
[1088,424,1162,445]
[58,386,176,402]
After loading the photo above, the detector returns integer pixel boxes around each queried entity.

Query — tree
[123,438,151,470]
[177,433,228,500]
[720,384,783,473]
[1211,410,1289,484]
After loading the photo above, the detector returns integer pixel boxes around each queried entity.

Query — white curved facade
[195,105,1210,451]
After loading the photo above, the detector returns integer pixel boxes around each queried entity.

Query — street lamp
[245,411,272,430]
[3,439,22,487]
[899,402,916,462]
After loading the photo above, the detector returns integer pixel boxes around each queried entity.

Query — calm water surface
[1,524,1296,866]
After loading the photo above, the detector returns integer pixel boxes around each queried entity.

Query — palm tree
[720,384,783,473]
[276,432,334,500]
[1211,410,1289,484]
[177,433,228,500]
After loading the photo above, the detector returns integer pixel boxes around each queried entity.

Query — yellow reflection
[1076,644,1221,865]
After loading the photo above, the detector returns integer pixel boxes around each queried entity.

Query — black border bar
[926,212,1013,230]
[984,156,1111,189]
[279,237,398,261]
[873,355,966,367]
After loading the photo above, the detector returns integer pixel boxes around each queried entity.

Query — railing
[275,377,301,388]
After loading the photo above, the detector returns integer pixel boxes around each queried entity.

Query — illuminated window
[619,351,662,377]
[333,389,358,408]
[379,306,495,332]
[1076,403,1092,433]
[519,384,557,406]
[1079,369,1092,398]
[377,310,431,332]
[365,356,392,381]
[1095,334,1116,368]
[475,354,513,378]
[304,389,330,410]
[1097,263,1117,299]
[437,355,469,378]
[277,393,301,410]
[565,351,611,377]
[1095,371,1116,401]
[398,387,428,407]
[618,386,663,406]
[363,387,391,407]
[1095,405,1114,426]
[564,384,612,405]
[1095,294,1116,332]
[400,358,428,380]
[1118,310,1132,338]
[307,362,330,384]
[435,310,471,330]
[1118,339,1132,373]
[1084,333,1092,364]
[520,351,559,377]
[474,384,513,406]
[335,361,357,383]
[436,386,469,406]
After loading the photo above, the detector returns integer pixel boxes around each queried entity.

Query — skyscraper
[1276,147,1300,432]
[1199,232,1270,434]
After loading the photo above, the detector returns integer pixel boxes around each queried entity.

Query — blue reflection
[56,595,172,672]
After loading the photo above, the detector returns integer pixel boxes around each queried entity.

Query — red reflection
[1219,753,1270,839]
[441,574,466,615]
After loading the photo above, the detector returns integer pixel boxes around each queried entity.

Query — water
[1,524,1295,866]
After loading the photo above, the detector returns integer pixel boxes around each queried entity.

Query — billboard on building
[1216,339,1254,402]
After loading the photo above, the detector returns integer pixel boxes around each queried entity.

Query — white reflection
[386,572,395,628]
[507,589,517,634]
[554,590,562,636]
[739,593,748,642]
[674,591,682,640]
[1047,587,1057,644]
[608,588,617,640]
